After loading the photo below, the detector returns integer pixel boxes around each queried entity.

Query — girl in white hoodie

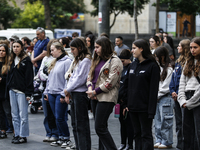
[154,46,174,149]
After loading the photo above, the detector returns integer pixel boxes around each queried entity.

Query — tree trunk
[155,0,160,33]
[134,0,138,40]
[43,0,51,30]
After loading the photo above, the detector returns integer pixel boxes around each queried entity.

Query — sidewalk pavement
[0,108,177,150]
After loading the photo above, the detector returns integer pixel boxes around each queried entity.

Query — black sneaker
[0,131,7,139]
[11,135,19,143]
[13,137,27,144]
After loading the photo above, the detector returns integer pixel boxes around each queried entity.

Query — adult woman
[37,39,58,142]
[86,34,95,55]
[118,49,134,150]
[169,39,190,150]
[7,40,34,144]
[123,39,160,150]
[43,42,72,147]
[149,36,160,54]
[164,36,176,60]
[86,36,123,150]
[64,38,92,150]
[154,46,174,149]
[0,44,13,138]
[178,37,200,150]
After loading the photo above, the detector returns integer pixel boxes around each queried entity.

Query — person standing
[182,18,190,37]
[114,36,130,56]
[64,38,92,150]
[31,27,49,74]
[87,36,123,150]
[0,44,13,138]
[118,49,134,150]
[154,46,174,149]
[21,37,31,51]
[123,39,160,150]
[7,40,34,144]
[43,42,72,148]
[169,39,190,150]
[178,37,200,150]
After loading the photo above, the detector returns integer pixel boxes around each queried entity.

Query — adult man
[72,32,79,39]
[31,27,49,74]
[9,35,19,49]
[182,18,190,37]
[21,37,31,51]
[114,36,130,56]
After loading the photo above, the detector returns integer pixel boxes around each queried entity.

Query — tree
[134,0,138,39]
[90,0,149,29]
[26,0,87,29]
[12,1,45,28]
[0,0,21,29]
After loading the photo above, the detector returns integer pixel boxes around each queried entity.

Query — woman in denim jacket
[169,39,190,150]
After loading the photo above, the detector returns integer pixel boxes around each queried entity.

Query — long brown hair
[46,39,59,57]
[176,39,190,67]
[9,40,28,69]
[89,36,114,80]
[0,44,10,75]
[183,37,200,77]
[69,37,91,67]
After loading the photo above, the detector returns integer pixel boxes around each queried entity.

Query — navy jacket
[169,62,182,95]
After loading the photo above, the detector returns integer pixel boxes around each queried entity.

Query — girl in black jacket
[7,40,34,144]
[0,44,13,138]
[123,39,160,150]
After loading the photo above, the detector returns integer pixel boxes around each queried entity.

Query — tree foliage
[160,0,200,15]
[12,0,45,28]
[90,0,149,29]
[0,0,21,29]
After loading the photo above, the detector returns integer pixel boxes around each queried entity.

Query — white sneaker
[61,140,73,148]
[49,137,57,142]
[154,142,161,148]
[158,144,172,149]
[66,143,76,149]
[88,111,94,120]
[50,139,63,147]
[43,136,50,142]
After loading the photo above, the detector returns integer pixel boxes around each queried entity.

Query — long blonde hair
[0,44,10,75]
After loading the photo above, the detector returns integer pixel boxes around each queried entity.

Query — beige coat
[87,54,123,104]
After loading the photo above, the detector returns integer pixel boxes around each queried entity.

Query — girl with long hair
[178,37,200,150]
[123,39,160,150]
[149,36,160,54]
[64,38,92,150]
[7,40,34,144]
[86,34,95,55]
[43,42,72,147]
[169,39,190,149]
[154,46,174,149]
[0,44,13,138]
[86,36,123,150]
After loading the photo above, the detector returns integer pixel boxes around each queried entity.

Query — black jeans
[174,100,183,149]
[129,112,153,150]
[91,100,117,150]
[71,92,91,150]
[119,104,134,148]
[0,98,13,131]
[182,91,200,150]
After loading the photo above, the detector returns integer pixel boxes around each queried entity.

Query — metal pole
[98,0,110,37]
[178,20,180,38]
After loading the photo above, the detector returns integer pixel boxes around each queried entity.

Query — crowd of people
[0,27,200,150]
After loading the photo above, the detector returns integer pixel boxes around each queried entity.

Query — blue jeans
[154,94,174,146]
[42,94,58,138]
[71,92,91,150]
[91,100,117,150]
[9,90,29,137]
[48,94,70,139]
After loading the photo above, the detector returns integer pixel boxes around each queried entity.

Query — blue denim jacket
[169,62,182,94]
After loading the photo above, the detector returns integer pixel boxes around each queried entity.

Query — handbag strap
[196,76,200,84]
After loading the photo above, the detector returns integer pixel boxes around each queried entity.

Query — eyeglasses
[0,50,6,53]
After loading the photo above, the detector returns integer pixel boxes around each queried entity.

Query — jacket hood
[58,55,72,61]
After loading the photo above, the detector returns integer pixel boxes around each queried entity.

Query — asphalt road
[0,107,177,150]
